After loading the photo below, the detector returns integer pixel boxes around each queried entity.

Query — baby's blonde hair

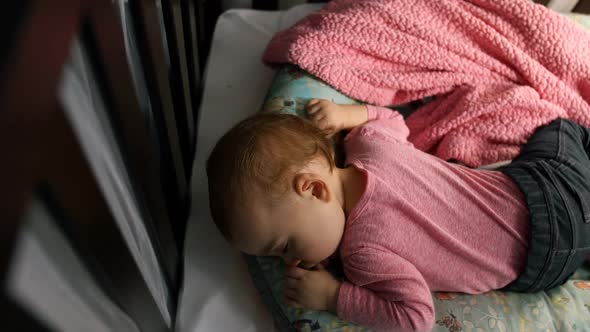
[206,113,335,241]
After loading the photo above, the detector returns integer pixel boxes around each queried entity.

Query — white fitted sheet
[177,4,323,332]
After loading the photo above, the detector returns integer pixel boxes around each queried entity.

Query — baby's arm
[338,250,434,332]
[340,104,370,130]
[306,99,410,142]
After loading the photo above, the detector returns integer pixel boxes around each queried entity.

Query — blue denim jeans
[499,119,590,293]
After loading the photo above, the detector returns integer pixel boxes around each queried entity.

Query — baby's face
[231,188,346,269]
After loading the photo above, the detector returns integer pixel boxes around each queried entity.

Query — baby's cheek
[306,241,334,262]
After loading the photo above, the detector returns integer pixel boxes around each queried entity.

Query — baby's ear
[293,173,330,202]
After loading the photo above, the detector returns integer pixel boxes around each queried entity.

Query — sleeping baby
[206,99,590,331]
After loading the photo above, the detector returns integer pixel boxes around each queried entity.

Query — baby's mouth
[302,261,332,271]
[299,262,317,270]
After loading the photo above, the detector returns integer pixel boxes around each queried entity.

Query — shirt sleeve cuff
[366,104,379,121]
[336,281,355,318]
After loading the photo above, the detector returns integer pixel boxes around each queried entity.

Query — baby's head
[207,113,346,268]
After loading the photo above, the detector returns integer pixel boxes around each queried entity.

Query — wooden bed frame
[0,0,323,331]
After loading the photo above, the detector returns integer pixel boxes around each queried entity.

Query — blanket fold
[263,0,590,166]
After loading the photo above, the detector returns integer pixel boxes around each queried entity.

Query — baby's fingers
[284,285,299,298]
[308,111,325,123]
[283,285,303,308]
[306,104,323,115]
[285,277,299,289]
[283,295,303,308]
[306,98,321,108]
[314,118,336,133]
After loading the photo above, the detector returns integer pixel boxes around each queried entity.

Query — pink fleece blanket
[263,0,590,167]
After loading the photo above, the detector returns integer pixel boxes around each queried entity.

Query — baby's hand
[283,264,341,312]
[306,99,348,136]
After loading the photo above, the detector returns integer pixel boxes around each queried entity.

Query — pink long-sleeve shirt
[336,105,530,332]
